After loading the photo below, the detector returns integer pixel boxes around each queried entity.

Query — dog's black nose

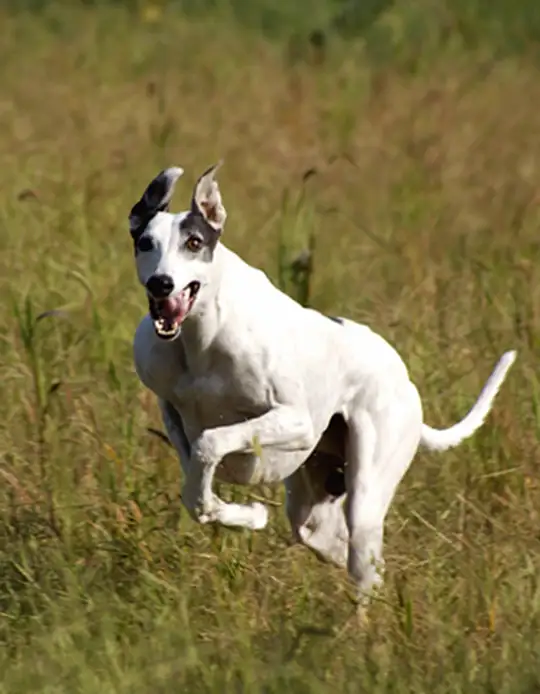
[146,274,174,298]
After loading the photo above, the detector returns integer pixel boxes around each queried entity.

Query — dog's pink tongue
[161,290,190,323]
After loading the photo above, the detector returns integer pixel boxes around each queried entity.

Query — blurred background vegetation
[9,0,540,58]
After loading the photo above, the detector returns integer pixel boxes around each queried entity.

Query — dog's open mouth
[149,281,201,340]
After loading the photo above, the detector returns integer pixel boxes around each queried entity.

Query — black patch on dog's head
[328,315,344,325]
[130,195,168,240]
[179,212,221,253]
[129,167,184,241]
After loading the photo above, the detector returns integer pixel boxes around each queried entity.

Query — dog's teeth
[153,316,179,339]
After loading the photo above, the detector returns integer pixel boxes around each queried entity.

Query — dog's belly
[214,449,307,485]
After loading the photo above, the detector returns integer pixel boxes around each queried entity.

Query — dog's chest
[171,363,269,439]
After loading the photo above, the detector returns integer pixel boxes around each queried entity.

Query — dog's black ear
[191,161,227,233]
[129,167,184,238]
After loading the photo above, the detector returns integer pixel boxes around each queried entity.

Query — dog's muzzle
[148,281,201,340]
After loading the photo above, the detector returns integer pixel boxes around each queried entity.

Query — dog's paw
[250,502,269,530]
[197,512,213,525]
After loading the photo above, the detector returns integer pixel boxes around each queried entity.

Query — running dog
[130,163,516,601]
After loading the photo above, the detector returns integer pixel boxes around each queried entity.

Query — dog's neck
[179,243,228,363]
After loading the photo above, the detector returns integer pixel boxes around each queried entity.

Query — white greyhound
[130,163,516,602]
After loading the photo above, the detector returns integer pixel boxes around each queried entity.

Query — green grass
[1,2,540,692]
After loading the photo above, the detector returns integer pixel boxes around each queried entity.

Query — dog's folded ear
[129,167,184,237]
[191,161,227,233]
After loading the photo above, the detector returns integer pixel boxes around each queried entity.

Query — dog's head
[129,162,227,341]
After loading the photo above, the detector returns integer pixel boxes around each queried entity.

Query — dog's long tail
[420,350,517,452]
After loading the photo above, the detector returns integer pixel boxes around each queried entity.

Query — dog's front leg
[158,398,191,477]
[183,406,315,530]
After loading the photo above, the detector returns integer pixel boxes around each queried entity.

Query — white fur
[131,165,517,603]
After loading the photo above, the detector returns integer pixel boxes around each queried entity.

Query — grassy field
[1,2,540,691]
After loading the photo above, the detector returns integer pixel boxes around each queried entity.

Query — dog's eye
[137,236,154,252]
[185,236,203,252]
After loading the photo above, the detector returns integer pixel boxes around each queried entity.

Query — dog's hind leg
[344,383,423,603]
[284,453,348,569]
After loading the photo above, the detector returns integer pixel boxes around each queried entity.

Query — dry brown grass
[1,4,539,692]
